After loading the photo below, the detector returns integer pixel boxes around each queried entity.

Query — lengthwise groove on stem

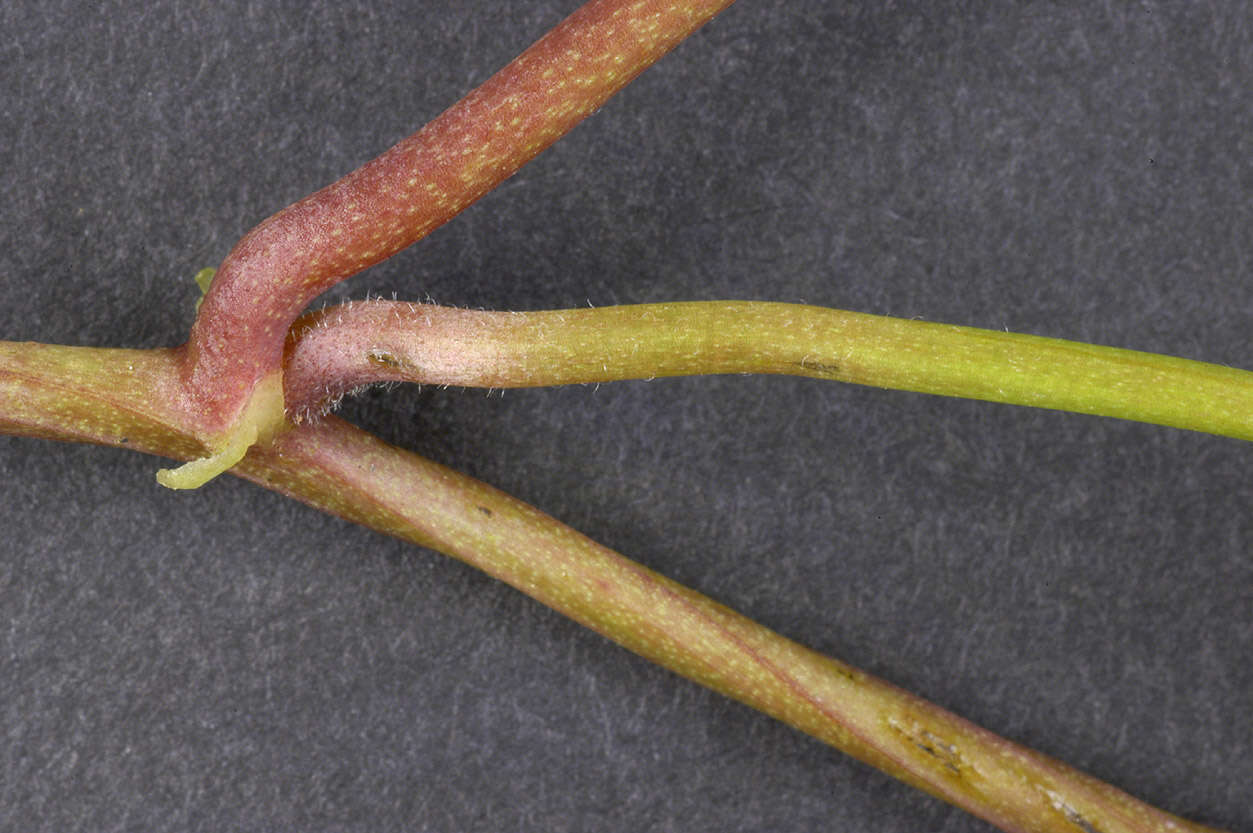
[284,300,1253,442]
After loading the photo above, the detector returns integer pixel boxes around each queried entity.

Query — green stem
[0,337,1232,832]
[243,418,1229,833]
[286,301,1253,441]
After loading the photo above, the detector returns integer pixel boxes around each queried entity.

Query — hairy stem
[0,337,1231,833]
[172,0,736,486]
[284,301,1253,441]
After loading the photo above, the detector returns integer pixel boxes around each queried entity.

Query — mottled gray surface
[1,1,1250,831]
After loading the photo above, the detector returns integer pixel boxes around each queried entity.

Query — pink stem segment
[184,0,737,433]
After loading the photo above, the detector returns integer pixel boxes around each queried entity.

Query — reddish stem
[184,0,736,435]
[0,336,1229,833]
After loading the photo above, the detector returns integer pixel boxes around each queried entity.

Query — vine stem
[284,300,1253,441]
[0,337,1232,833]
[169,0,737,488]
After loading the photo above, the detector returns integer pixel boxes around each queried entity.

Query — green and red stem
[0,337,1230,833]
[283,300,1253,441]
[9,0,1238,824]
[171,0,736,486]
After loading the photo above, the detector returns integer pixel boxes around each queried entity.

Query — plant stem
[0,341,195,451]
[0,337,1232,833]
[173,0,736,486]
[243,419,1231,833]
[284,301,1253,441]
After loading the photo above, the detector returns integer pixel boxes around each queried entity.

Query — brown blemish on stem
[795,357,841,376]
[1039,788,1108,833]
[367,350,414,372]
[1061,807,1103,833]
[888,717,967,779]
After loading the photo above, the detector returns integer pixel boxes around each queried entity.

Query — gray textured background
[1,1,1250,831]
